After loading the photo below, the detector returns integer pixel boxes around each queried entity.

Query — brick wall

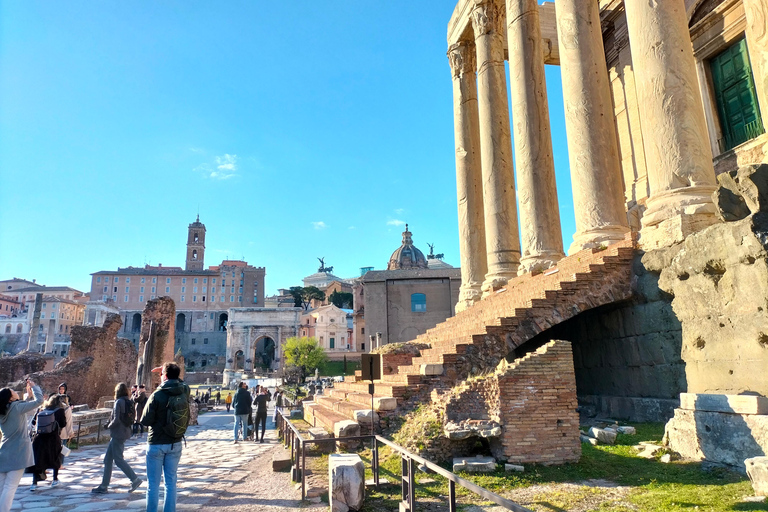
[381,353,415,375]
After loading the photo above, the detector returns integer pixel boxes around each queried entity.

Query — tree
[329,290,354,309]
[289,286,326,311]
[283,336,328,382]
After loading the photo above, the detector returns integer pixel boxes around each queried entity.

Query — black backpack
[35,409,58,435]
[121,397,136,426]
[162,392,190,439]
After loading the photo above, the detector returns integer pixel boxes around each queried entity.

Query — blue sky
[0,1,575,296]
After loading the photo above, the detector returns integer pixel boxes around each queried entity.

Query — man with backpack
[140,362,190,512]
[92,383,142,494]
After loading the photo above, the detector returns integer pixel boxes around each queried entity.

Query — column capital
[471,0,504,36]
[448,41,476,78]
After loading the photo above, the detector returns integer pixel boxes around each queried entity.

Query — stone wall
[21,314,137,406]
[137,297,176,390]
[0,352,53,386]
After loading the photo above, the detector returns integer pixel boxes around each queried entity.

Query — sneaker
[91,487,108,494]
[51,479,60,487]
[29,484,37,492]
[129,479,143,493]
[232,440,239,444]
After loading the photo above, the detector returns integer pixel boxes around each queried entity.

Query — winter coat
[134,391,147,419]
[0,385,44,472]
[253,394,270,416]
[107,396,133,440]
[26,407,66,473]
[60,403,73,440]
[140,379,191,445]
[232,388,252,416]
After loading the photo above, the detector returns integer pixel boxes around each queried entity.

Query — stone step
[304,402,351,434]
[334,380,409,398]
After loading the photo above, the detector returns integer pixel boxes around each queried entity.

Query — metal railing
[74,417,105,447]
[276,408,532,512]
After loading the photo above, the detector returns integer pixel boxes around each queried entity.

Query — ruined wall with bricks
[137,297,176,390]
[22,314,137,406]
[0,352,53,387]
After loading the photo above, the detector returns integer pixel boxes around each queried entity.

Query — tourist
[0,380,43,512]
[26,394,67,490]
[91,383,143,494]
[272,389,282,424]
[252,386,270,443]
[133,385,148,439]
[140,362,190,512]
[57,383,73,447]
[224,391,232,412]
[215,390,221,406]
[231,381,251,444]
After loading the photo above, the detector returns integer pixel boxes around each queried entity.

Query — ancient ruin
[136,296,177,390]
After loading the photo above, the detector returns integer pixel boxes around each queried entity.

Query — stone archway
[254,336,276,369]
[219,313,228,331]
[176,313,186,333]
[132,313,142,333]
[234,350,244,371]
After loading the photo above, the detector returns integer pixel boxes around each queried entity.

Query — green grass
[317,359,360,377]
[355,423,763,512]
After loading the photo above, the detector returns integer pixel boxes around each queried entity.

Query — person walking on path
[231,382,251,444]
[26,394,67,490]
[91,383,142,494]
[133,385,148,439]
[215,390,221,406]
[224,392,232,412]
[0,380,43,512]
[140,362,190,512]
[252,387,270,443]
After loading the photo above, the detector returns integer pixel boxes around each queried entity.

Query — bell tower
[186,215,206,271]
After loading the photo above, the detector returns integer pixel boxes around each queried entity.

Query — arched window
[194,232,199,243]
[192,250,198,260]
[4,324,10,333]
[411,293,426,312]
[16,324,22,333]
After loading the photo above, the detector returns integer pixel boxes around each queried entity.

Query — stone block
[679,393,768,415]
[329,453,365,512]
[746,456,768,496]
[420,364,444,376]
[353,409,379,424]
[505,464,524,472]
[588,427,617,445]
[272,448,291,472]
[617,426,636,435]
[373,397,397,411]
[334,420,361,451]
[452,456,496,473]
[309,427,335,454]
[580,434,598,446]
[290,409,303,419]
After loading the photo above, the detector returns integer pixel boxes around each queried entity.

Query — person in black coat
[252,387,270,443]
[26,394,66,490]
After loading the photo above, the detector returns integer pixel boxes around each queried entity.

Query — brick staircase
[307,235,637,435]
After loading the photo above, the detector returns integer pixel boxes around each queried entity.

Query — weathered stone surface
[453,456,496,473]
[617,426,636,435]
[746,456,768,496]
[680,393,768,415]
[420,364,444,376]
[588,427,617,445]
[505,463,524,472]
[353,409,378,424]
[272,448,291,472]
[665,408,768,470]
[657,213,768,396]
[0,352,51,386]
[580,434,598,446]
[634,443,664,459]
[373,397,397,411]
[329,453,365,512]
[714,164,768,221]
[334,420,360,451]
[136,297,176,391]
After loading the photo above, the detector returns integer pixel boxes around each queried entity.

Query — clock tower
[186,215,206,271]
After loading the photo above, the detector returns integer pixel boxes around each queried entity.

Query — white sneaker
[51,479,59,487]
[30,484,37,492]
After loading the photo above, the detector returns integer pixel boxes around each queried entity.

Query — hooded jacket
[0,385,43,472]
[232,387,252,416]
[139,379,191,445]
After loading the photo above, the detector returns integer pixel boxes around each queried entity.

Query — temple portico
[446,0,766,309]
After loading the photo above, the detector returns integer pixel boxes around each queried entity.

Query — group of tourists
[0,362,191,512]
[231,382,281,444]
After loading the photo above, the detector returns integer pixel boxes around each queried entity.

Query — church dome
[387,224,429,270]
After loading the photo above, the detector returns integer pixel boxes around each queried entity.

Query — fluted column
[625,0,718,248]
[507,0,564,275]
[473,0,521,294]
[744,0,768,127]
[555,0,630,253]
[449,40,488,311]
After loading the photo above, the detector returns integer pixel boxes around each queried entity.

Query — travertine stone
[679,393,768,415]
[449,40,488,311]
[625,0,718,247]
[329,454,365,512]
[555,0,630,253]
[744,0,768,129]
[472,0,521,294]
[507,0,564,275]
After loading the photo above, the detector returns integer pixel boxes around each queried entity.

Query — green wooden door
[711,38,764,151]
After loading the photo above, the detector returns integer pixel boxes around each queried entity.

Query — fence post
[449,480,456,512]
[96,419,102,444]
[373,438,380,488]
[408,457,415,511]
[401,456,409,508]
[301,440,306,500]
[76,420,81,447]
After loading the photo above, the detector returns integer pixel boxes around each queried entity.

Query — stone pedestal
[473,0,521,294]
[507,0,564,275]
[449,40,488,311]
[625,0,718,248]
[744,0,768,130]
[329,454,365,512]
[555,0,630,253]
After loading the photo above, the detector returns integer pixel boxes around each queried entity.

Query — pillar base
[517,250,565,276]
[640,186,719,249]
[481,269,518,297]
[456,285,483,312]
[568,225,631,255]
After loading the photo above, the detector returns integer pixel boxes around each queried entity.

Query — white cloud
[312,221,327,230]
[195,153,239,180]
[394,208,405,215]
[387,219,405,227]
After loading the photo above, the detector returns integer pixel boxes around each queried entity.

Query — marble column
[555,0,630,253]
[744,0,768,128]
[449,40,488,311]
[472,0,521,294]
[507,0,564,275]
[625,0,718,247]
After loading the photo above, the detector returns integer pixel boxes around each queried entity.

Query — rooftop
[362,267,462,283]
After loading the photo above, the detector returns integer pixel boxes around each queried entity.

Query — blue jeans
[234,414,249,441]
[146,442,182,512]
